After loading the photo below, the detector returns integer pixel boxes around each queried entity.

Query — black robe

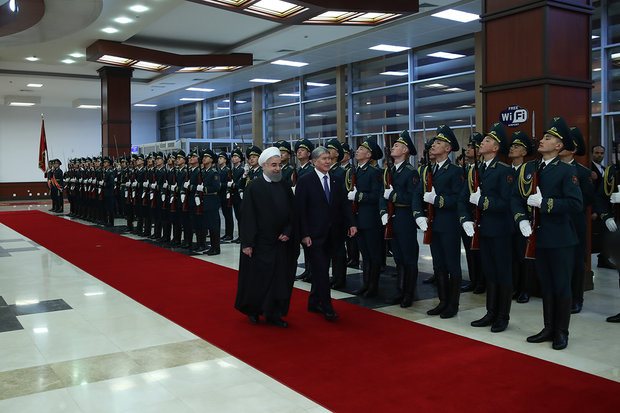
[234,175,299,317]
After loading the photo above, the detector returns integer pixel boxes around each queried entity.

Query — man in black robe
[234,147,299,327]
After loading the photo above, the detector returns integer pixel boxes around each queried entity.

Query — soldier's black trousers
[480,235,512,287]
[535,247,574,299]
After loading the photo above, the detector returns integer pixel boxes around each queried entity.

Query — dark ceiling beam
[0,0,45,37]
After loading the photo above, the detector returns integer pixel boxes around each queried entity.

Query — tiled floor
[0,201,619,412]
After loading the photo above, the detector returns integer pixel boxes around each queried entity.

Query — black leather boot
[346,237,360,269]
[171,225,182,247]
[330,255,347,289]
[471,282,497,327]
[423,273,436,284]
[440,275,461,319]
[491,285,512,332]
[606,313,620,322]
[193,231,207,253]
[400,266,418,308]
[143,219,152,237]
[206,231,221,255]
[427,272,448,315]
[386,265,405,305]
[527,296,554,343]
[571,268,584,314]
[181,228,192,248]
[363,262,381,298]
[352,261,370,296]
[161,222,171,243]
[552,297,571,350]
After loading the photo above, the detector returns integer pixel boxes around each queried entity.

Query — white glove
[132,191,136,198]
[243,164,250,178]
[415,217,428,231]
[114,177,118,183]
[606,218,617,232]
[124,191,128,198]
[195,196,201,206]
[79,178,83,183]
[240,192,244,200]
[98,188,102,194]
[527,186,543,208]
[171,184,177,191]
[381,213,388,226]
[150,183,156,189]
[226,192,231,200]
[125,181,130,187]
[347,189,357,201]
[163,182,168,189]
[142,192,146,199]
[227,181,233,188]
[291,186,296,195]
[519,220,532,237]
[611,192,620,204]
[462,221,475,237]
[197,184,204,192]
[423,187,436,205]
[143,180,149,187]
[149,193,154,200]
[132,181,137,188]
[181,194,186,203]
[384,186,394,200]
[469,187,481,206]
[183,181,189,189]
[100,180,104,186]
[161,194,166,202]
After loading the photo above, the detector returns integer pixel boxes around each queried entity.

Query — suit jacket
[295,170,353,244]
[591,161,604,192]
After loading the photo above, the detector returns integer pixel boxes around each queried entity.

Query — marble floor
[0,201,619,412]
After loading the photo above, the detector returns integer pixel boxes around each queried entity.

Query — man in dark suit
[591,145,614,268]
[296,146,357,321]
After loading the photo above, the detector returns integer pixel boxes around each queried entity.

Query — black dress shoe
[221,235,233,241]
[248,314,260,324]
[232,237,241,244]
[516,292,530,303]
[308,304,324,314]
[324,311,339,321]
[606,313,620,322]
[473,284,486,294]
[295,270,309,281]
[422,275,436,284]
[571,301,583,314]
[471,313,495,327]
[526,327,553,343]
[552,331,568,350]
[461,281,474,292]
[266,317,288,328]
[491,318,509,333]
[346,260,360,269]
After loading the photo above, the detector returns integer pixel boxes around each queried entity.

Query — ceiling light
[180,98,204,101]
[133,61,170,71]
[457,104,473,109]
[442,87,465,92]
[250,78,281,83]
[77,105,101,109]
[177,67,207,72]
[308,114,323,117]
[592,35,600,39]
[349,13,400,23]
[134,103,157,107]
[114,17,133,24]
[62,59,75,64]
[73,99,100,109]
[5,95,41,106]
[369,44,410,53]
[97,55,134,65]
[432,9,479,23]
[235,100,247,104]
[27,83,43,88]
[279,93,300,97]
[25,56,39,62]
[246,0,305,18]
[129,5,149,13]
[428,52,465,59]
[102,27,119,34]
[69,53,84,58]
[9,102,36,107]
[186,87,215,92]
[307,82,329,87]
[380,71,408,76]
[309,11,356,22]
[205,66,242,71]
[593,68,601,72]
[424,83,447,88]
[271,60,308,67]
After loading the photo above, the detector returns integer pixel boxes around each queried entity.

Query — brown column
[336,65,346,142]
[98,66,133,157]
[482,0,593,285]
[252,86,263,149]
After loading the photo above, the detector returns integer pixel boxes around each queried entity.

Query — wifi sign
[500,105,528,127]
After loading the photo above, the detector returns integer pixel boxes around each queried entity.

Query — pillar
[98,66,133,158]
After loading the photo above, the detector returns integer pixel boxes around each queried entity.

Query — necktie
[480,162,486,175]
[432,164,438,174]
[323,175,330,202]
[537,161,545,174]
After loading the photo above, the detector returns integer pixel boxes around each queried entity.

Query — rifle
[132,169,138,206]
[525,112,538,260]
[170,170,177,213]
[351,170,358,214]
[182,167,189,212]
[423,144,434,245]
[384,144,394,240]
[150,168,158,209]
[470,143,481,251]
[124,167,131,205]
[196,167,204,215]
[98,168,104,201]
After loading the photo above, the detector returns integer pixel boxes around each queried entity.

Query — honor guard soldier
[340,142,353,170]
[151,152,166,240]
[102,157,116,226]
[560,127,595,314]
[461,122,515,332]
[381,130,421,307]
[142,153,155,237]
[414,125,464,319]
[508,131,534,303]
[163,151,179,245]
[295,138,315,180]
[175,151,192,248]
[119,156,132,231]
[199,149,222,255]
[51,159,64,213]
[66,159,76,217]
[186,148,201,250]
[325,138,348,288]
[244,146,263,186]
[46,161,54,211]
[132,154,146,234]
[512,116,582,350]
[230,147,245,243]
[342,142,359,269]
[326,139,346,181]
[217,151,234,242]
[348,136,384,297]
[274,140,296,186]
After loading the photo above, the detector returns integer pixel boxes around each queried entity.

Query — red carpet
[1,210,619,412]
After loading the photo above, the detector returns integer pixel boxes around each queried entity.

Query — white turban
[258,146,281,166]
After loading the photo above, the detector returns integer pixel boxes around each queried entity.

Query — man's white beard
[265,170,282,182]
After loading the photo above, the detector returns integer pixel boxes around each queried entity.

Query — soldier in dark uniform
[159,152,175,244]
[199,149,222,255]
[51,159,64,213]
[325,139,348,288]
[381,130,421,307]
[217,151,234,242]
[230,147,245,244]
[101,157,116,226]
[142,153,155,237]
[244,146,263,187]
[560,127,595,313]
[186,149,201,251]
[274,140,296,187]
[348,136,383,297]
[132,154,146,234]
[118,156,131,231]
[512,116,582,350]
[176,151,192,248]
[414,125,464,319]
[294,138,315,281]
[508,131,534,303]
[150,152,166,240]
[342,142,360,269]
[461,122,515,332]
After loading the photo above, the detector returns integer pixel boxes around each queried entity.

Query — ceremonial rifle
[169,170,177,213]
[182,167,190,212]
[422,121,434,245]
[150,167,158,209]
[383,138,394,240]
[227,168,234,207]
[196,167,204,215]
[470,142,481,251]
[525,112,539,260]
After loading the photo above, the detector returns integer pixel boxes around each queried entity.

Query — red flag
[38,118,48,172]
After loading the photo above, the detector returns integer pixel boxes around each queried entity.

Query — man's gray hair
[311,146,330,160]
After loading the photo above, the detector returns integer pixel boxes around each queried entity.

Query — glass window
[592,1,601,49]
[304,70,337,100]
[178,103,196,124]
[607,46,620,112]
[179,123,197,140]
[266,79,300,107]
[265,106,300,143]
[352,85,409,135]
[158,108,175,128]
[415,38,475,81]
[304,98,337,139]
[593,50,602,114]
[608,0,620,45]
[206,117,230,140]
[232,113,252,142]
[160,127,175,142]
[232,89,252,114]
[352,52,408,91]
[206,95,231,119]
[414,73,475,130]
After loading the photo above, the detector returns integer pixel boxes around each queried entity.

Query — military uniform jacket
[297,161,314,178]
[175,166,189,209]
[135,166,146,198]
[281,163,295,186]
[459,158,514,238]
[595,164,616,222]
[188,166,201,209]
[201,166,221,211]
[351,162,382,230]
[569,160,595,239]
[511,158,582,248]
[218,166,231,195]
[53,167,64,189]
[103,168,115,197]
[231,165,244,195]
[380,161,421,216]
[413,159,464,234]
